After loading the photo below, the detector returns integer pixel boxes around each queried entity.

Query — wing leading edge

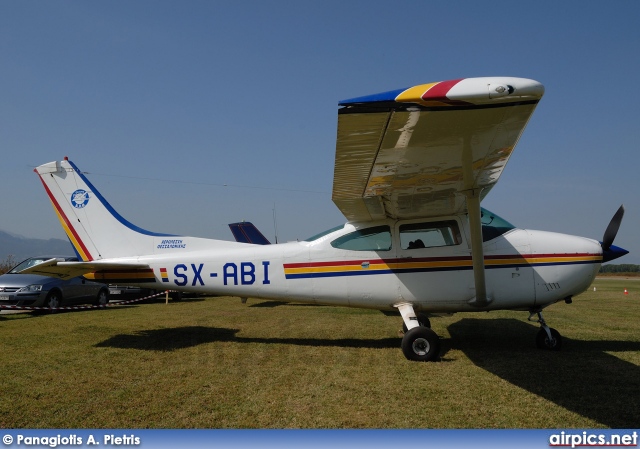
[332,77,544,222]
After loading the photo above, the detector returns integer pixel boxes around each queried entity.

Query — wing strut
[461,136,490,306]
[464,190,489,306]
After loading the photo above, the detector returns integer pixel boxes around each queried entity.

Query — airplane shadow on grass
[445,318,640,429]
[96,319,640,428]
[94,326,400,352]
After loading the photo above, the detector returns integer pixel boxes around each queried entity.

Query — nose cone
[602,244,629,263]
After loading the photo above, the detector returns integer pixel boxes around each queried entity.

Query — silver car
[0,256,109,309]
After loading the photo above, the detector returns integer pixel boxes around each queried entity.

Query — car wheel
[95,289,110,306]
[45,291,62,309]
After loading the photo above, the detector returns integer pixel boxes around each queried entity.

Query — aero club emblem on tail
[70,189,90,208]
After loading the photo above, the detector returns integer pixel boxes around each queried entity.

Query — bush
[0,255,17,274]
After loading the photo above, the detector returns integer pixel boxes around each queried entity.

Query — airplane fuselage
[92,214,602,314]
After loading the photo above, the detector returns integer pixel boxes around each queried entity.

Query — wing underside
[332,77,544,222]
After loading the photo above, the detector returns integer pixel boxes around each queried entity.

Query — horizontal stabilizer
[19,258,151,280]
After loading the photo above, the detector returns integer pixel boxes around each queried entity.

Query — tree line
[599,264,640,273]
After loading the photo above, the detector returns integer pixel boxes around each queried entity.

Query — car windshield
[9,257,53,274]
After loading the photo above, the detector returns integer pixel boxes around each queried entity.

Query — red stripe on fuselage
[283,253,601,269]
[284,256,468,269]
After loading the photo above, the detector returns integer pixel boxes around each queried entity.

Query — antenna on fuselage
[272,203,279,244]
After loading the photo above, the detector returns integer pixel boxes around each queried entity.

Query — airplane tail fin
[228,222,271,245]
[34,158,178,260]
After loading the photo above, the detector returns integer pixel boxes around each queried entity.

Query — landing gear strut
[402,312,431,333]
[528,310,562,351]
[396,303,440,362]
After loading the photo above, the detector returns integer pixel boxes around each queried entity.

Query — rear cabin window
[400,221,461,250]
[330,225,392,251]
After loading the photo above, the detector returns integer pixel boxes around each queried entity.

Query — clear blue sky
[2,1,639,263]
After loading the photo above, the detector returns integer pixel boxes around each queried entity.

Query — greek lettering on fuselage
[170,261,271,286]
[157,239,186,249]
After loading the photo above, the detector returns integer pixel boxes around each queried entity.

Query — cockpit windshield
[304,224,345,242]
[478,208,516,241]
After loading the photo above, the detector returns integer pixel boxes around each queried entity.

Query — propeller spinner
[601,204,628,262]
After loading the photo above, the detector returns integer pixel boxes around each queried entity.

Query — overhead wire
[28,165,329,195]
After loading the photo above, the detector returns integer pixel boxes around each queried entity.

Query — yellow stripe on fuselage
[85,271,154,281]
[284,262,392,275]
[284,255,602,276]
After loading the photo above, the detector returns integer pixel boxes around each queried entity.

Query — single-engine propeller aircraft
[27,76,628,361]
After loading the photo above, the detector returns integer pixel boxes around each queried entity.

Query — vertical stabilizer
[35,158,176,260]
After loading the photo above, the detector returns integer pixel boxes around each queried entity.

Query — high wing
[333,77,544,306]
[332,77,544,222]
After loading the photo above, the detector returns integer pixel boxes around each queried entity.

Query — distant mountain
[0,230,73,263]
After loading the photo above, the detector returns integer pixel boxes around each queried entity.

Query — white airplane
[27,76,628,362]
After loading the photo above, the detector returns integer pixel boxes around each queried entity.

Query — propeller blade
[602,204,625,251]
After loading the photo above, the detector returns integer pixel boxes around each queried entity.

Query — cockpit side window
[400,220,461,250]
[330,225,392,251]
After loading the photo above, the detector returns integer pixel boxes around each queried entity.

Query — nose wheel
[529,310,562,351]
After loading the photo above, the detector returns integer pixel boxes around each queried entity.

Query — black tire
[95,288,110,306]
[401,326,440,362]
[536,327,562,351]
[402,313,431,333]
[44,291,62,309]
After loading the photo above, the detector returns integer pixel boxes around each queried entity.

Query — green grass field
[1,278,639,429]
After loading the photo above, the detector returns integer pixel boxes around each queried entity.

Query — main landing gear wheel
[536,327,562,351]
[401,326,440,362]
